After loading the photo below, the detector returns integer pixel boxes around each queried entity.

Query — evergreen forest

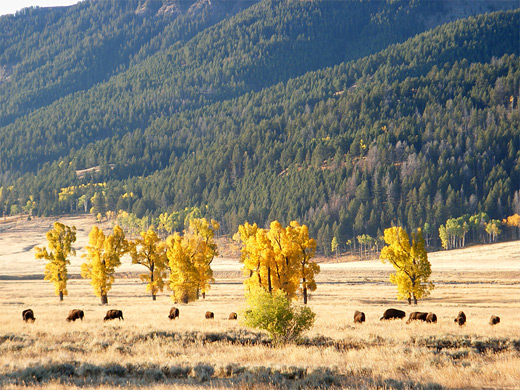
[0,0,519,254]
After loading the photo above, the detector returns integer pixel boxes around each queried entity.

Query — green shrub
[241,287,316,344]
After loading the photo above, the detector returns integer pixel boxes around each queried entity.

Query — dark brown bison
[205,311,214,319]
[228,312,238,320]
[168,307,179,320]
[22,309,35,323]
[454,311,466,326]
[104,309,124,321]
[490,315,500,325]
[426,312,437,323]
[66,309,84,322]
[406,311,429,324]
[380,308,406,321]
[354,310,365,324]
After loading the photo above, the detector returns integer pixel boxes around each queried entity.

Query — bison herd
[21,307,239,323]
[20,306,502,327]
[348,308,500,326]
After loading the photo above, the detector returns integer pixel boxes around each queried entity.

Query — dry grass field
[1,216,519,389]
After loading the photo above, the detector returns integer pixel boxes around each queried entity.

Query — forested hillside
[0,1,519,254]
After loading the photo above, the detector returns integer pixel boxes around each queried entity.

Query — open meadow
[1,216,520,389]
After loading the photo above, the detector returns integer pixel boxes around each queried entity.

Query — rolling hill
[0,0,519,253]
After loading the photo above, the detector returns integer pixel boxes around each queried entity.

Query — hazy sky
[0,0,82,16]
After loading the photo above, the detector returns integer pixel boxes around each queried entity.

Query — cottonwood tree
[35,222,77,301]
[188,218,219,298]
[380,226,433,305]
[485,219,502,243]
[234,220,319,304]
[167,218,219,303]
[268,221,300,298]
[167,232,199,303]
[81,225,128,304]
[288,221,319,305]
[234,222,272,292]
[331,237,339,258]
[130,227,167,300]
[503,213,520,239]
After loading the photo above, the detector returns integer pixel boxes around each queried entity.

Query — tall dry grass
[1,266,520,389]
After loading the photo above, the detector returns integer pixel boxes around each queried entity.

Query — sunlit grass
[1,266,519,389]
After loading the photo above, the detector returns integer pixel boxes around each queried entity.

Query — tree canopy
[34,222,77,301]
[380,227,433,304]
[1,2,519,255]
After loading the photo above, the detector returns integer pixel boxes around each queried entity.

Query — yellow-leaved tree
[188,218,219,299]
[81,225,128,304]
[234,220,319,304]
[288,221,319,305]
[35,222,77,301]
[380,226,433,305]
[167,218,219,303]
[268,221,300,298]
[130,227,167,300]
[234,222,277,294]
[503,213,520,239]
[167,232,199,303]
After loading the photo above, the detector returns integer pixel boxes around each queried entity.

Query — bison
[168,307,179,320]
[354,310,365,324]
[228,312,238,320]
[205,311,214,319]
[22,309,35,323]
[380,308,406,321]
[490,315,500,325]
[67,309,84,322]
[426,312,437,323]
[406,311,429,324]
[454,311,466,326]
[104,309,124,321]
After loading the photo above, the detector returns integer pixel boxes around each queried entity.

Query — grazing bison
[426,312,438,323]
[104,309,124,321]
[454,311,466,326]
[354,310,365,324]
[380,308,406,321]
[168,307,179,320]
[406,311,429,324]
[22,309,35,323]
[490,315,500,325]
[228,312,238,320]
[205,311,214,319]
[67,309,84,322]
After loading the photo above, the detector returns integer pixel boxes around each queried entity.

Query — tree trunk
[152,294,156,301]
[202,292,206,299]
[267,267,272,293]
[303,285,308,305]
[59,291,64,301]
[412,292,417,305]
[101,294,108,305]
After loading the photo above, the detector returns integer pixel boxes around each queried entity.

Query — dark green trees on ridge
[0,1,519,254]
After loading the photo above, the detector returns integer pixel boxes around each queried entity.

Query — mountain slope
[0,0,258,127]
[0,2,519,254]
[2,0,516,174]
